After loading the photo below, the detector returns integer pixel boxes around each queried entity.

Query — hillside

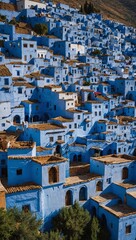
[54,0,136,27]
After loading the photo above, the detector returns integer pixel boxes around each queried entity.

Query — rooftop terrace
[64,173,101,186]
[93,154,136,164]
[28,123,66,130]
[102,204,136,218]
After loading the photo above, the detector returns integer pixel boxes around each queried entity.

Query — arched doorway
[101,214,107,227]
[87,93,92,101]
[96,181,102,191]
[13,115,20,124]
[79,187,87,201]
[44,113,49,122]
[56,145,61,156]
[92,206,96,217]
[33,115,39,122]
[49,167,58,184]
[25,115,29,122]
[129,93,133,100]
[122,167,128,180]
[65,190,73,206]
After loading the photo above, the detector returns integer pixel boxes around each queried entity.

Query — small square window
[50,137,54,142]
[4,78,9,85]
[126,225,131,234]
[106,178,111,184]
[4,88,9,93]
[78,115,80,119]
[18,88,22,94]
[16,169,22,175]
[17,71,20,76]
[58,136,62,140]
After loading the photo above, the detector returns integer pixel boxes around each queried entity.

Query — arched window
[73,155,77,162]
[13,115,20,124]
[79,187,87,201]
[49,167,58,184]
[107,149,112,155]
[78,154,82,162]
[65,190,73,206]
[122,167,128,180]
[96,181,102,191]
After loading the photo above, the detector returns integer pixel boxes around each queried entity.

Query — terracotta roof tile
[5,182,41,194]
[0,65,12,76]
[32,155,67,165]
[28,123,66,130]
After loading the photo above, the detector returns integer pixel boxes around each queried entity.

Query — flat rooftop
[115,182,136,189]
[9,141,34,149]
[93,154,136,164]
[91,193,118,203]
[0,131,21,151]
[36,146,52,152]
[64,173,101,186]
[127,191,136,198]
[52,116,73,122]
[102,204,136,218]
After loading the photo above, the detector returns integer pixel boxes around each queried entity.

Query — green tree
[52,202,91,240]
[92,49,101,55]
[98,225,110,240]
[0,207,42,240]
[42,230,65,240]
[0,14,6,22]
[0,208,15,240]
[10,207,42,240]
[34,23,48,35]
[91,217,100,240]
[9,18,17,25]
